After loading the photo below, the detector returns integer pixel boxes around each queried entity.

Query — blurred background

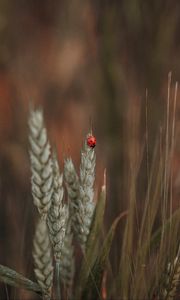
[0,0,180,298]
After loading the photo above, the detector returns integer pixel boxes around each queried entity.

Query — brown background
[0,1,180,298]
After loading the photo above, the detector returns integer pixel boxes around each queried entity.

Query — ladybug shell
[87,135,96,148]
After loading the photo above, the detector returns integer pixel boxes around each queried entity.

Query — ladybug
[87,135,96,148]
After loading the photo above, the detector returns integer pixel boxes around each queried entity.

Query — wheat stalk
[33,219,54,299]
[47,151,68,262]
[29,108,53,218]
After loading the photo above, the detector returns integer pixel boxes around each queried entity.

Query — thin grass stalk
[133,140,164,299]
[119,167,137,299]
[145,89,150,255]
[55,262,61,300]
[134,134,162,298]
[161,72,171,250]
[138,135,161,246]
[169,82,178,229]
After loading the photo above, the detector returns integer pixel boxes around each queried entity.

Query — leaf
[75,183,106,299]
[82,211,128,300]
[0,264,43,297]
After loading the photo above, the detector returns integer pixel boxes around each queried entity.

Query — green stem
[55,262,61,300]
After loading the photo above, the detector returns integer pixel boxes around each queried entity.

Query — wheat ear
[162,248,180,300]
[29,108,53,218]
[33,219,53,299]
[79,133,96,245]
[64,133,96,247]
[47,151,68,261]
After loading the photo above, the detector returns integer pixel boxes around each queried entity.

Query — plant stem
[55,262,61,300]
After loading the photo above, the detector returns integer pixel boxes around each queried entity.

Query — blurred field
[0,1,180,299]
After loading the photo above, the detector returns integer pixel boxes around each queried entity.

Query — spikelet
[47,152,68,262]
[79,133,96,245]
[29,108,53,218]
[161,248,180,299]
[59,215,75,288]
[33,219,53,299]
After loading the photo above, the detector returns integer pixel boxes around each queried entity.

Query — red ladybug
[87,135,96,148]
